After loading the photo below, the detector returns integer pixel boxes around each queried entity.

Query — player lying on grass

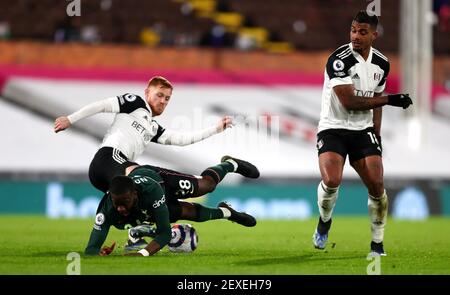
[85,156,259,256]
[54,76,233,194]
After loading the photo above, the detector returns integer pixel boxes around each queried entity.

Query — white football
[168,223,198,253]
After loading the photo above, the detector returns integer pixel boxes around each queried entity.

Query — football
[168,223,198,253]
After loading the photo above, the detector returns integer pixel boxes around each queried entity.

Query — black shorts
[137,165,200,200]
[316,127,382,163]
[89,147,138,193]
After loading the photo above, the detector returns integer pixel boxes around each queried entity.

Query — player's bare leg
[313,152,345,249]
[351,155,387,256]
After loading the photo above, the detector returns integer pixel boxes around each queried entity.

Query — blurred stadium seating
[0,0,449,53]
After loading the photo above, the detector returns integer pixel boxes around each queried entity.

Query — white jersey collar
[349,42,373,63]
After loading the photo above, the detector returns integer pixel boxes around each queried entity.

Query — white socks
[317,181,339,223]
[318,180,388,244]
[225,159,238,172]
[219,207,231,218]
[368,191,388,243]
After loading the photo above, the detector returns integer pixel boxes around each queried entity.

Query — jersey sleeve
[116,93,149,114]
[67,97,119,124]
[143,185,172,249]
[156,125,219,146]
[326,55,353,88]
[84,211,111,255]
[374,61,390,93]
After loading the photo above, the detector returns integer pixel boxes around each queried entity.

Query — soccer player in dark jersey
[312,11,413,256]
[54,76,233,193]
[85,156,259,256]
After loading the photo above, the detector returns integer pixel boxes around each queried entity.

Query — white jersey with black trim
[100,93,165,161]
[318,43,390,132]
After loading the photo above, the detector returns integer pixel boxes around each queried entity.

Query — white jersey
[101,93,165,161]
[318,43,390,132]
[67,93,222,162]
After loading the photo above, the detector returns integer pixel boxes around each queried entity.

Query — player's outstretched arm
[334,85,412,111]
[84,216,112,256]
[156,115,234,146]
[125,186,172,257]
[54,97,119,133]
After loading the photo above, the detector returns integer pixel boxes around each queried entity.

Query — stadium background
[0,0,449,275]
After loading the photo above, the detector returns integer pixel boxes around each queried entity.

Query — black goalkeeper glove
[387,94,413,109]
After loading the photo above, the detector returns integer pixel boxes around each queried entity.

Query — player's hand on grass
[387,94,413,109]
[54,116,72,133]
[217,116,234,132]
[99,242,116,256]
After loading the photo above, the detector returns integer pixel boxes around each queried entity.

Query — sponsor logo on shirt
[153,195,166,208]
[355,90,374,97]
[131,121,147,134]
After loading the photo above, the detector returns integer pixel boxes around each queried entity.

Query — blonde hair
[147,76,173,90]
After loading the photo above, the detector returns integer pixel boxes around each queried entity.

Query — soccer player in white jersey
[54,76,257,195]
[312,11,413,256]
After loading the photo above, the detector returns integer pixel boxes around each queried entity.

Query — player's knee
[322,176,341,188]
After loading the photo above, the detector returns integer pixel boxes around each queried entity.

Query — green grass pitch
[0,216,449,275]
